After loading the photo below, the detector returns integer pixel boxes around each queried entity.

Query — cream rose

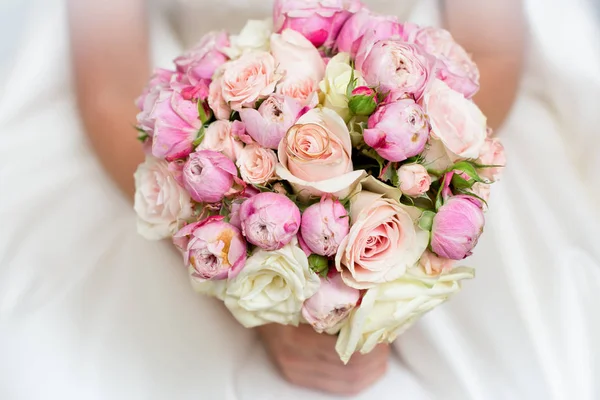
[423,79,487,160]
[276,107,365,200]
[223,19,272,59]
[318,53,366,121]
[335,266,474,363]
[224,240,321,327]
[236,144,277,185]
[335,191,429,289]
[189,269,228,300]
[134,156,193,240]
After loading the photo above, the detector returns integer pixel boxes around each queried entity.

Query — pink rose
[335,9,403,57]
[335,191,429,289]
[183,150,238,203]
[301,272,360,333]
[431,195,485,260]
[149,89,201,161]
[276,78,320,107]
[199,120,245,161]
[173,216,246,282]
[363,99,430,162]
[136,68,175,117]
[239,192,301,251]
[419,250,455,276]
[410,27,480,99]
[220,51,282,111]
[174,31,230,83]
[423,79,487,160]
[236,145,278,185]
[276,108,365,200]
[273,0,363,48]
[239,94,303,149]
[356,39,435,100]
[477,137,506,182]
[208,73,232,120]
[170,73,211,103]
[398,163,431,197]
[271,29,326,87]
[300,196,350,257]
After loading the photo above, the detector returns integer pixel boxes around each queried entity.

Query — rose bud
[363,99,430,162]
[336,9,404,57]
[173,216,247,282]
[238,192,301,251]
[239,94,303,149]
[300,196,349,257]
[348,86,377,116]
[431,195,485,260]
[397,163,431,197]
[174,31,230,84]
[301,272,360,334]
[477,137,506,182]
[273,0,363,48]
[418,250,455,276]
[236,145,278,185]
[183,150,238,203]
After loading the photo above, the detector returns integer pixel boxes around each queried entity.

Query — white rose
[134,156,193,240]
[223,19,272,59]
[335,266,474,363]
[318,53,366,121]
[224,241,321,328]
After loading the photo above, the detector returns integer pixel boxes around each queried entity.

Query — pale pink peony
[182,150,237,203]
[398,163,431,197]
[220,51,282,111]
[273,0,363,48]
[335,9,403,57]
[174,31,230,83]
[271,29,325,87]
[363,99,430,162]
[300,196,350,257]
[199,120,245,161]
[238,192,301,251]
[477,137,506,182]
[302,272,360,333]
[236,145,278,185]
[418,250,455,276]
[173,216,247,282]
[431,195,485,260]
[239,94,303,149]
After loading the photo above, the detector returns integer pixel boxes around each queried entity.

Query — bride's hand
[257,324,389,396]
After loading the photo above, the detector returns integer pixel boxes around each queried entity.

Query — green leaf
[136,127,149,143]
[308,254,329,276]
[390,168,400,187]
[192,126,206,147]
[348,95,377,116]
[451,173,474,190]
[449,161,485,183]
[197,100,212,124]
[360,148,386,174]
[418,210,436,231]
[346,68,357,98]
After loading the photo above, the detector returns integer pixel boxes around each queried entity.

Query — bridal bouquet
[133,0,505,363]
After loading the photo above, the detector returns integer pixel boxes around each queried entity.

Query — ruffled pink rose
[173,216,246,282]
[148,89,201,161]
[220,51,282,111]
[271,29,325,87]
[239,94,303,149]
[208,73,232,120]
[136,68,175,117]
[335,191,429,289]
[276,108,365,200]
[356,39,435,100]
[170,73,211,103]
[477,137,506,182]
[431,195,485,260]
[273,0,363,48]
[423,79,487,160]
[276,78,320,107]
[174,31,230,83]
[419,250,455,276]
[363,99,430,162]
[199,120,245,161]
[300,196,349,257]
[236,145,278,185]
[409,27,480,99]
[238,192,301,251]
[398,163,431,197]
[302,272,360,333]
[335,9,403,57]
[183,150,238,203]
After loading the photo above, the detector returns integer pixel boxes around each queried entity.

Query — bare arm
[442,0,527,130]
[68,0,150,198]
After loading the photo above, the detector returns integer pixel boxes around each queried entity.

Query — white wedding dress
[1,0,599,399]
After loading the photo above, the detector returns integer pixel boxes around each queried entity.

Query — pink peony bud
[174,31,230,84]
[238,192,301,251]
[335,9,404,57]
[301,272,360,333]
[363,99,430,162]
[239,94,303,149]
[183,150,237,203]
[398,163,431,197]
[300,196,349,257]
[173,216,247,281]
[431,195,485,260]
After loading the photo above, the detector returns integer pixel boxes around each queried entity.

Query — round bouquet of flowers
[134,0,505,363]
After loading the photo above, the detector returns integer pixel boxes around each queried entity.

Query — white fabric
[0,0,599,399]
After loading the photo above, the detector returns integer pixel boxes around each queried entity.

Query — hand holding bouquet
[134,0,505,363]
